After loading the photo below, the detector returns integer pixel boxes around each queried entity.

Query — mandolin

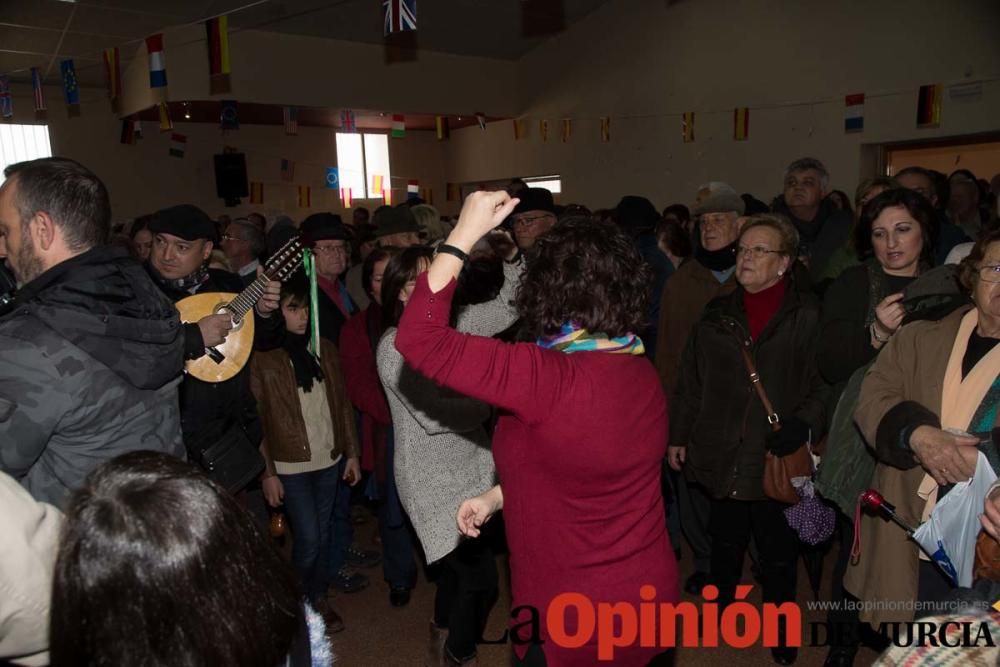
[176,236,306,383]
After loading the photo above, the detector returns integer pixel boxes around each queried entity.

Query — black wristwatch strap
[436,243,469,262]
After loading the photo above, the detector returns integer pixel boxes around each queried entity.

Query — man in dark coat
[0,158,185,506]
[147,204,282,490]
[301,213,357,345]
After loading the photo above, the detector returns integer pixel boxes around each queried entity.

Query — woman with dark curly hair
[394,193,679,667]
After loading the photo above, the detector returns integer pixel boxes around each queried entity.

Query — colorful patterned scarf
[536,322,645,355]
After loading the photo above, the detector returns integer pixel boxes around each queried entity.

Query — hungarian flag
[31,68,46,114]
[733,107,749,141]
[391,114,405,138]
[146,34,167,89]
[298,186,311,208]
[103,48,122,109]
[169,133,186,158]
[206,16,231,94]
[249,182,264,204]
[383,0,417,35]
[475,112,486,130]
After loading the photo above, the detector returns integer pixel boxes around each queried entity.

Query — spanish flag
[341,188,352,209]
[916,84,941,129]
[682,112,695,143]
[600,116,610,143]
[733,107,749,141]
[436,116,449,140]
[561,118,571,143]
[206,16,231,95]
[298,186,311,208]
[512,118,525,141]
[249,182,263,204]
[372,174,384,196]
[539,119,548,142]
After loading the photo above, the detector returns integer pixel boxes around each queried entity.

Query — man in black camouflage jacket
[0,158,185,506]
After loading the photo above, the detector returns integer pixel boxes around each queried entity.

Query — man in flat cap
[301,213,357,345]
[148,203,282,493]
[0,158,185,506]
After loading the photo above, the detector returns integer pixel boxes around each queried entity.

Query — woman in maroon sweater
[395,192,679,666]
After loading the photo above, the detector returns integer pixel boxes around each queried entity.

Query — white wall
[447,0,1000,209]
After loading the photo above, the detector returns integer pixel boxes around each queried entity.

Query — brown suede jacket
[249,338,359,475]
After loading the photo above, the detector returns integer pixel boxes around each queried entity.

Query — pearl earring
[777,270,784,276]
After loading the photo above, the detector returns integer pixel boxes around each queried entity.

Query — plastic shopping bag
[912,451,998,587]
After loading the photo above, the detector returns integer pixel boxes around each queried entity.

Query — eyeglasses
[313,245,347,255]
[736,245,783,259]
[978,265,1000,283]
[513,214,553,228]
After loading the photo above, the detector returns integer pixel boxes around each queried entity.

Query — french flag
[146,34,167,88]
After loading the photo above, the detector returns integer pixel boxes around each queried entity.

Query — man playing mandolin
[147,204,283,497]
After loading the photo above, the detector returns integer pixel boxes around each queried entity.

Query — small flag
[340,109,356,132]
[372,174,384,196]
[284,106,298,135]
[682,112,695,143]
[298,186,311,208]
[281,158,295,182]
[134,120,143,141]
[383,0,417,35]
[384,188,393,205]
[341,187,352,209]
[158,102,172,131]
[407,180,419,199]
[249,182,263,204]
[421,187,433,205]
[102,48,122,109]
[845,94,864,133]
[31,68,46,115]
[391,114,405,138]
[513,118,525,140]
[539,119,548,142]
[325,167,339,190]
[146,34,167,89]
[475,112,486,130]
[733,107,749,141]
[0,76,11,119]
[561,118,571,143]
[600,116,610,143]
[446,182,460,201]
[60,59,80,108]
[120,119,136,145]
[436,116,449,140]
[917,84,942,129]
[220,100,239,129]
[168,133,186,158]
[206,16,231,94]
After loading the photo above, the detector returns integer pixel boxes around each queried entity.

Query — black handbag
[198,421,265,494]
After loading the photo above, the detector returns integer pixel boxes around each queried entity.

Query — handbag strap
[720,317,781,432]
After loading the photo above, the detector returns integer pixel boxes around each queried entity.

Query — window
[524,174,561,194]
[0,124,52,178]
[335,132,391,199]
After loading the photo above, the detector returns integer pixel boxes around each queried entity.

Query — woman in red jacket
[339,246,418,607]
[395,192,679,666]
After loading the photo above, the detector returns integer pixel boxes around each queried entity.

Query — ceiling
[1,0,609,88]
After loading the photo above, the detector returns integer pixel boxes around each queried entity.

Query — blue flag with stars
[325,167,339,190]
[61,59,80,106]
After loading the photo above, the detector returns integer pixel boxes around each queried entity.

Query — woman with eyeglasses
[669,214,828,666]
[844,226,1000,637]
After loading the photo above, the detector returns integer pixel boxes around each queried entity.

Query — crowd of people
[2,154,1000,667]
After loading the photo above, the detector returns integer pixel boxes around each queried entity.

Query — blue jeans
[281,460,348,602]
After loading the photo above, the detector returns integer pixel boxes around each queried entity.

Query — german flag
[916,84,941,129]
[206,16,231,94]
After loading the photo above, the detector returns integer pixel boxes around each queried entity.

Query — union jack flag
[383,0,416,36]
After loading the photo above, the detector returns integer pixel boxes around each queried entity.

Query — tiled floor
[323,509,879,666]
